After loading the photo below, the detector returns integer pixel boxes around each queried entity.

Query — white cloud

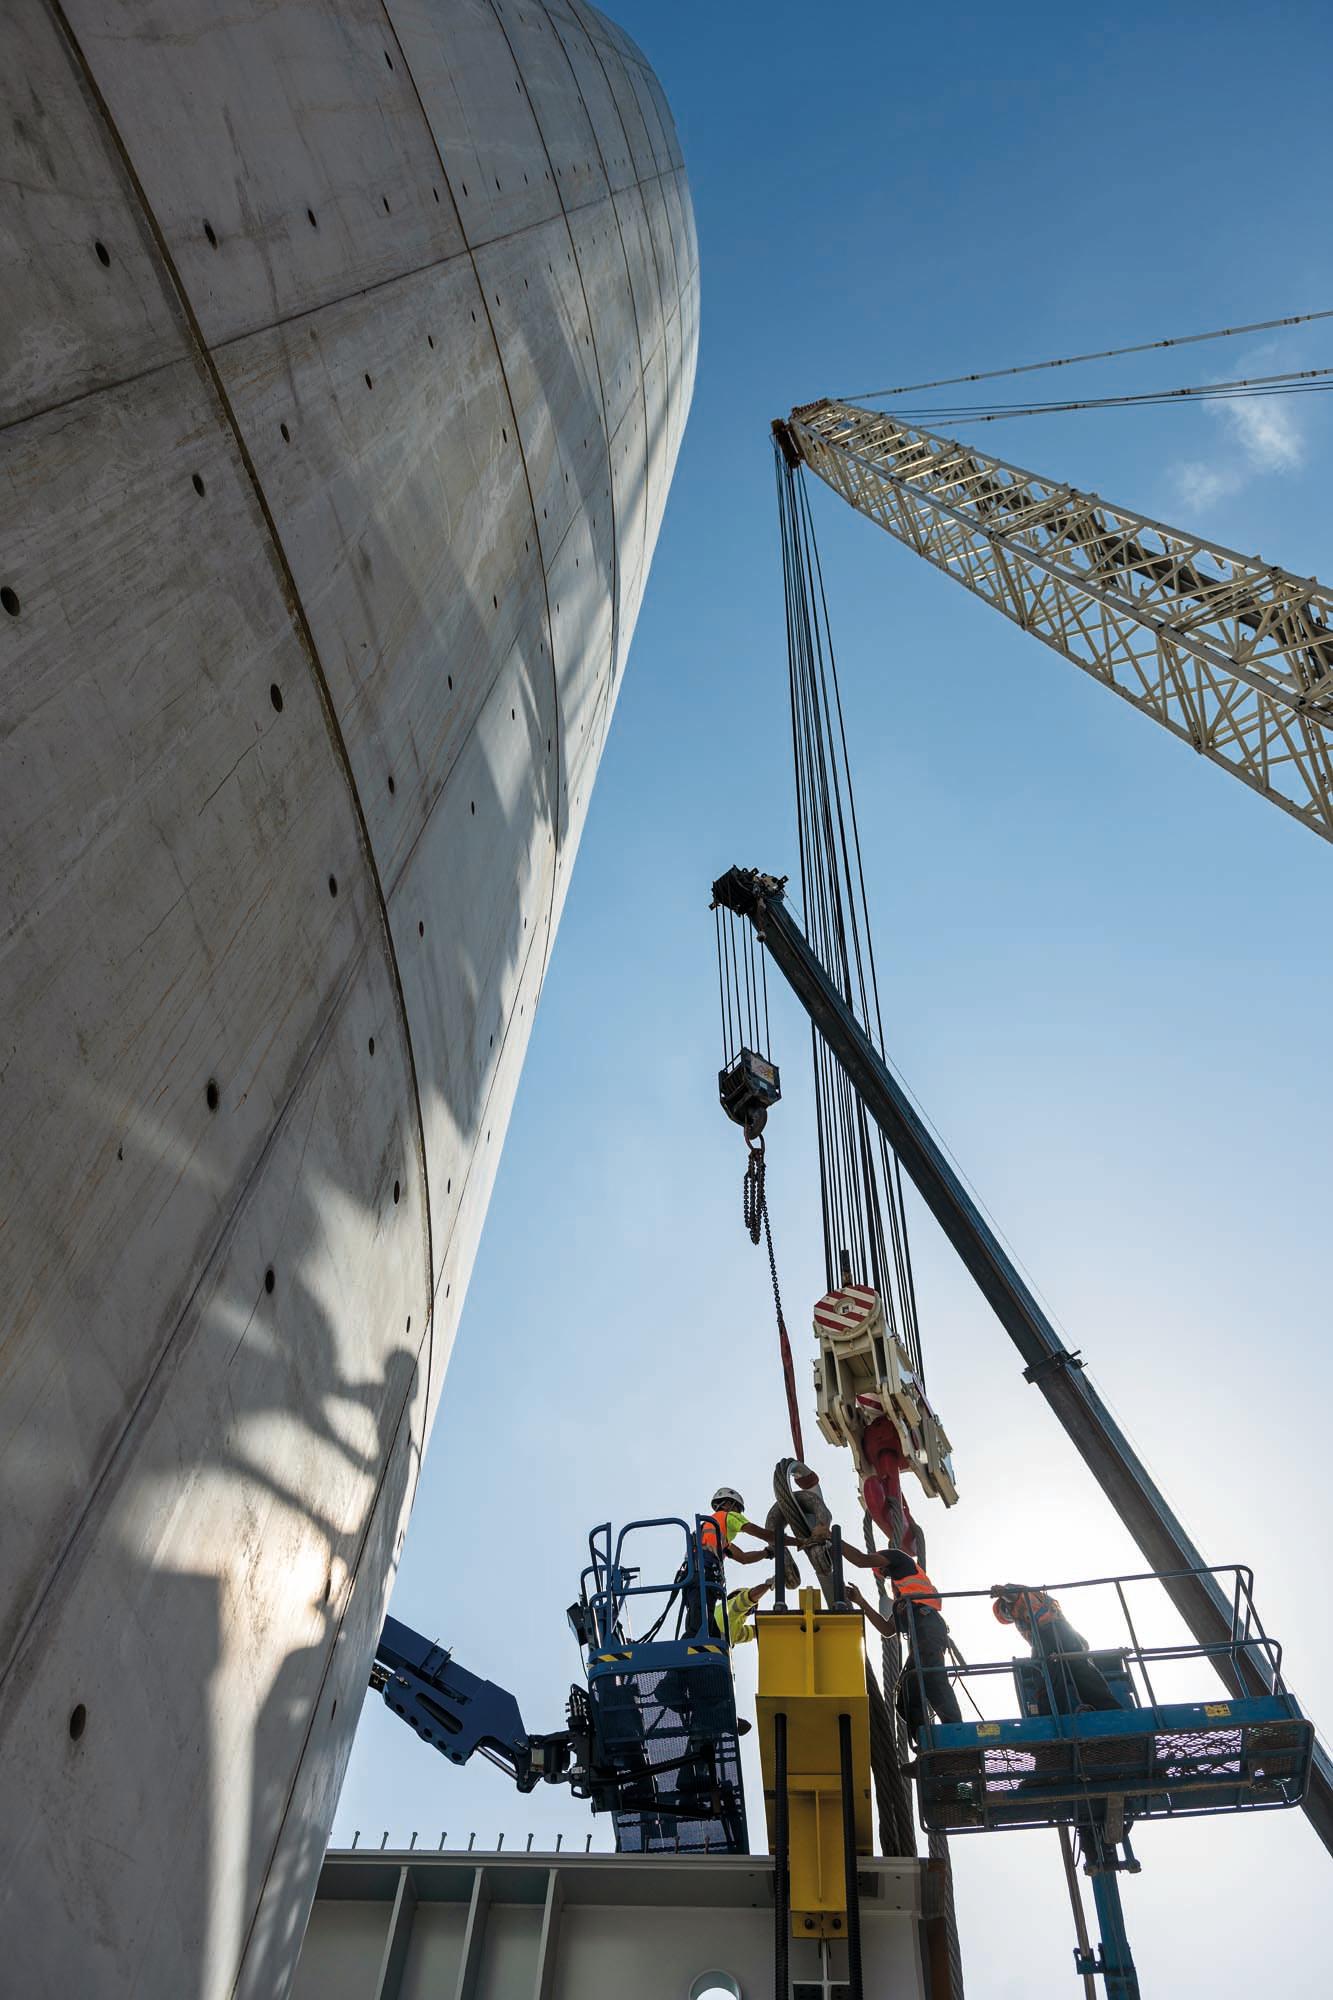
[1222,391,1305,470]
[1170,342,1309,511]
[1173,459,1242,510]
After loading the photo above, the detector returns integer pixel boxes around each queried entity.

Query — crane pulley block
[812,1281,958,1507]
[718,1046,781,1138]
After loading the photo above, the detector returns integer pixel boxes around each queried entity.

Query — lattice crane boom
[779,399,1333,840]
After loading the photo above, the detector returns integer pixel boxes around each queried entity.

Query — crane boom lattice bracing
[783,400,1333,840]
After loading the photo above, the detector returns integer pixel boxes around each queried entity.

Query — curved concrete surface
[0,4,697,1993]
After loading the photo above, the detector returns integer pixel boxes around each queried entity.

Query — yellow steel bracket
[755,1587,873,1939]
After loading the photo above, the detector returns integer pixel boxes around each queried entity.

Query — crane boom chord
[781,401,1333,841]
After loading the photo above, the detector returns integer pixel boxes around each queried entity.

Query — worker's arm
[838,1541,883,1571]
[734,1522,774,1548]
[726,1543,770,1566]
[846,1583,896,1640]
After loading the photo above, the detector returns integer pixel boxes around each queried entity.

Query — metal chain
[739,1138,804,1460]
[743,1137,764,1245]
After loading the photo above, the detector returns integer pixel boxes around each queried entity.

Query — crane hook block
[718,1047,781,1139]
[812,1282,958,1507]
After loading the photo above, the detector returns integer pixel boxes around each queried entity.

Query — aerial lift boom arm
[370,1614,578,1792]
[711,864,1333,1860]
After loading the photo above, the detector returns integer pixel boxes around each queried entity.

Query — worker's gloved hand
[846,1583,867,1611]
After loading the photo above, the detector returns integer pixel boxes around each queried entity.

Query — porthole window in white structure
[689,1976,742,2000]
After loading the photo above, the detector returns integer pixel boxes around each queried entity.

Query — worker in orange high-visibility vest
[991,1584,1120,1713]
[848,1550,962,1732]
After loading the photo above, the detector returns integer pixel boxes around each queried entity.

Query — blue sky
[336,4,1333,1990]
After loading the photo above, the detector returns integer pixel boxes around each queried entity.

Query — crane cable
[880,363,1333,428]
[714,901,805,1461]
[778,435,924,1374]
[844,304,1333,401]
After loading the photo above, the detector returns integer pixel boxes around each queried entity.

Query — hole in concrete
[427,334,435,349]
[418,920,425,937]
[387,773,396,794]
[406,1315,411,1333]
[203,220,217,249]
[382,196,391,214]
[192,472,206,496]
[462,182,469,198]
[432,187,440,203]
[307,208,318,228]
[265,1267,275,1295]
[384,48,393,68]
[270,683,284,712]
[393,1179,401,1204]
[328,874,338,897]
[1,587,20,617]
[447,674,453,690]
[368,1037,376,1056]
[94,239,111,266]
[331,1699,337,1718]
[68,1705,87,1742]
[117,1143,124,1161]
[492,594,498,609]
[280,422,291,443]
[470,801,475,815]
[206,1079,220,1113]
[364,372,373,390]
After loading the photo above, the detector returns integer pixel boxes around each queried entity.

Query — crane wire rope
[844,304,1333,401]
[778,437,923,1373]
[714,899,805,1459]
[878,364,1333,428]
[778,438,973,1983]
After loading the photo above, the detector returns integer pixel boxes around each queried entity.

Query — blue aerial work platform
[899,1566,1315,1999]
[573,1518,749,1856]
[909,1566,1314,1840]
[369,1515,748,1859]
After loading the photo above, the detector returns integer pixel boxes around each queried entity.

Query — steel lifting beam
[711,867,1333,1860]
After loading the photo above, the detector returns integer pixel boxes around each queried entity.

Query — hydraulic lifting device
[368,1516,749,1856]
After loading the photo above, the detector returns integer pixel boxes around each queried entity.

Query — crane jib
[778,401,1333,841]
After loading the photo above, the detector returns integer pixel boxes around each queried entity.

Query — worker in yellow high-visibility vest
[691,1487,774,1634]
[713,1580,774,1648]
